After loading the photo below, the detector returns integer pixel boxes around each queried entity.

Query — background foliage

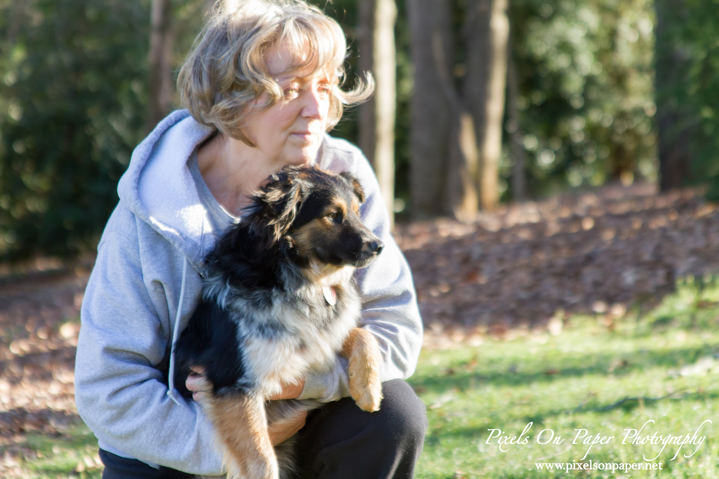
[0,0,715,260]
[657,0,719,198]
[0,0,148,259]
[508,0,656,198]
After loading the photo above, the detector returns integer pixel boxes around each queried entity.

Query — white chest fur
[237,278,361,397]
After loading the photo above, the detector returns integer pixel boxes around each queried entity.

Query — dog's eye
[326,211,343,224]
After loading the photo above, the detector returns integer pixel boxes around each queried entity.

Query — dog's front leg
[207,393,279,479]
[341,328,383,412]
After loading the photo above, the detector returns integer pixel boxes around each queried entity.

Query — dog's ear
[279,235,301,262]
[246,168,305,248]
[339,172,366,204]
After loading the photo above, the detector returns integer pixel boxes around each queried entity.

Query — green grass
[10,421,102,478]
[410,277,719,478]
[14,276,719,478]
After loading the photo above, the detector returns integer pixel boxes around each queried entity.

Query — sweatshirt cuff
[297,356,350,402]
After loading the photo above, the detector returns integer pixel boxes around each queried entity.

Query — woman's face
[241,43,333,168]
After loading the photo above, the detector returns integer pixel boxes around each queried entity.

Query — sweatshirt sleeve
[74,211,224,475]
[299,144,423,402]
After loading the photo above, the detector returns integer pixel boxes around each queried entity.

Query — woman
[75,1,426,477]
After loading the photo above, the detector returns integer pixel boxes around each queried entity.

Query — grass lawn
[9,423,102,479]
[13,277,719,478]
[410,277,719,478]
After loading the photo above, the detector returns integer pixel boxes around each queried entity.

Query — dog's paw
[350,375,382,412]
[348,358,382,412]
[226,456,279,479]
[343,328,383,412]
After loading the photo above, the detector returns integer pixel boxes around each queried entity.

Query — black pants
[101,379,427,479]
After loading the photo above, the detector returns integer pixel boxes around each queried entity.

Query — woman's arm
[299,141,423,402]
[74,208,224,475]
[186,368,308,445]
[350,148,424,382]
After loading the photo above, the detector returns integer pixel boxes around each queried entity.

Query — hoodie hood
[118,110,216,269]
[117,111,218,407]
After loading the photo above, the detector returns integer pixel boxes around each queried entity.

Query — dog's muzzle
[356,238,384,267]
[364,240,384,256]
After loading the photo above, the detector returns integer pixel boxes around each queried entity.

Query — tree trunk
[446,113,480,222]
[407,0,453,220]
[358,0,397,228]
[655,0,695,191]
[506,42,526,202]
[463,0,509,210]
[431,30,479,222]
[146,0,173,133]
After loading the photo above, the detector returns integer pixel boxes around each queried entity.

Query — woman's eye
[283,87,300,99]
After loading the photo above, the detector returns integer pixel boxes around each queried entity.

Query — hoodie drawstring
[166,258,188,406]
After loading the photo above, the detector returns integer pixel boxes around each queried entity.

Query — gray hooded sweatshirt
[74,110,423,475]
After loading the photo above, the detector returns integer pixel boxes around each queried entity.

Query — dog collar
[323,286,337,306]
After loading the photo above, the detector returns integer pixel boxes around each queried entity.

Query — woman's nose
[300,87,325,119]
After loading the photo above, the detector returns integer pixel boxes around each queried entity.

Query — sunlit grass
[410,277,719,478]
[9,422,102,479]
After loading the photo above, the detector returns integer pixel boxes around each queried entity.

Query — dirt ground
[2,182,719,470]
[397,183,719,345]
[0,259,91,470]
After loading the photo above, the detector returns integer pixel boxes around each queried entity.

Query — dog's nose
[368,240,384,255]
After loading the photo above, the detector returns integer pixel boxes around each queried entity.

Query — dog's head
[244,165,384,271]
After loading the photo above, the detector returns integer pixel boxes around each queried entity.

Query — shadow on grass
[410,343,719,395]
[431,389,719,443]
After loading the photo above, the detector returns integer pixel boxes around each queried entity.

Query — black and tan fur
[175,165,384,479]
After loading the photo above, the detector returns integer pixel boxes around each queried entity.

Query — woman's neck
[196,133,276,215]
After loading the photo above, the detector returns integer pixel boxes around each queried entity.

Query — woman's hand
[267,410,308,445]
[186,367,213,405]
[266,379,307,444]
[185,368,308,445]
[186,368,306,401]
[267,379,305,400]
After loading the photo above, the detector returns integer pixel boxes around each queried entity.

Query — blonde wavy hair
[178,0,374,144]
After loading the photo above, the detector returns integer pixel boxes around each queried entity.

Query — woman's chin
[284,147,320,166]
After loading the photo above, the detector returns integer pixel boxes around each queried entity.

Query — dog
[175,164,384,479]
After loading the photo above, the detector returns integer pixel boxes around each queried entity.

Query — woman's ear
[339,171,366,204]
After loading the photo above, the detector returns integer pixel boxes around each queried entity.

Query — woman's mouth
[291,131,316,143]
